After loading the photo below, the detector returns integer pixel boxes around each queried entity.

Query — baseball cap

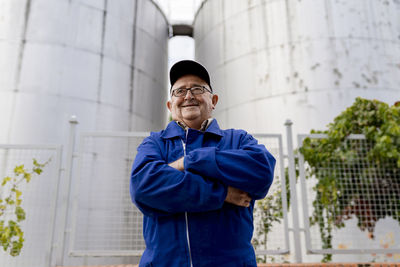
[169,60,212,91]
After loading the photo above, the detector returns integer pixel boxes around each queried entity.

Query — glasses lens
[190,87,204,95]
[173,88,186,97]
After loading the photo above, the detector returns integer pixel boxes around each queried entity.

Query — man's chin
[182,112,201,121]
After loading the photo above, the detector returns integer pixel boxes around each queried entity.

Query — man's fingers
[168,157,184,171]
[225,186,252,207]
[240,200,250,208]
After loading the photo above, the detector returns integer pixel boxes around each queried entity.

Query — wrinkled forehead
[171,74,208,89]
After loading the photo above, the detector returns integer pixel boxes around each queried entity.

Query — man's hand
[225,186,251,207]
[168,157,184,171]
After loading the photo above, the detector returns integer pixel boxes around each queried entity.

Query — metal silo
[193,0,400,262]
[194,0,400,135]
[0,0,168,144]
[194,0,400,263]
[0,0,168,266]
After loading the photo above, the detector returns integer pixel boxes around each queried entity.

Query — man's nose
[184,89,194,100]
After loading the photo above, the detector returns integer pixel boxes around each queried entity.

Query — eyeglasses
[171,86,212,97]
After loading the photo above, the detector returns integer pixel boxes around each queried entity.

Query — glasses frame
[171,85,212,97]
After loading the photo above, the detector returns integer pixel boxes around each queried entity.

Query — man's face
[167,74,218,126]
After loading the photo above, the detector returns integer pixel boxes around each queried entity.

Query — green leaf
[13,165,25,176]
[23,172,31,183]
[15,207,26,222]
[15,189,22,200]
[33,168,43,175]
[1,177,11,186]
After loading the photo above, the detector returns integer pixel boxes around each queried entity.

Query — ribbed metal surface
[0,0,169,145]
[194,0,400,135]
[0,0,168,266]
[194,0,400,263]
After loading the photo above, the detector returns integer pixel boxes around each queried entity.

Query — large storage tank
[0,0,168,266]
[194,0,400,135]
[0,0,168,144]
[194,0,400,263]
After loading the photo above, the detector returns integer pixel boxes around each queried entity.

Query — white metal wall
[0,0,169,266]
[0,0,169,145]
[193,0,400,136]
[194,0,400,262]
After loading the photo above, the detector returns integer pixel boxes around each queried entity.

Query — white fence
[69,132,148,257]
[68,132,290,257]
[0,144,62,267]
[0,122,399,266]
[297,134,400,258]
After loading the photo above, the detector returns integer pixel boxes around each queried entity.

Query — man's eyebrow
[175,83,205,89]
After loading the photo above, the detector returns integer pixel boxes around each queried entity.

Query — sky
[153,0,204,68]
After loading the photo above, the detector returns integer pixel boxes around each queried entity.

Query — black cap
[169,60,212,91]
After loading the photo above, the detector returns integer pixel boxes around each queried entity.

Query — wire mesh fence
[69,132,289,257]
[297,134,400,257]
[0,144,62,267]
[2,130,400,265]
[252,134,289,257]
[69,132,148,256]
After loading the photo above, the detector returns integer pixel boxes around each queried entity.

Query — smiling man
[130,60,276,267]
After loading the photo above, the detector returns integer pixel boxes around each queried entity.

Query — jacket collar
[160,119,223,139]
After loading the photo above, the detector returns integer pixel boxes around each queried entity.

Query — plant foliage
[253,179,284,263]
[299,97,400,261]
[0,158,49,256]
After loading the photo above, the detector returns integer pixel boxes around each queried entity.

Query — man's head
[167,60,218,129]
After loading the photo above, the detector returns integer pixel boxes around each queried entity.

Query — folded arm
[184,132,276,199]
[169,157,252,207]
[130,136,227,217]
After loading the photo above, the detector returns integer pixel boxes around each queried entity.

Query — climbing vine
[299,97,400,261]
[253,97,399,263]
[253,170,292,263]
[252,178,284,263]
[0,159,49,256]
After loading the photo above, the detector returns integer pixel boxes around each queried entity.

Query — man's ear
[212,94,218,109]
[167,100,172,112]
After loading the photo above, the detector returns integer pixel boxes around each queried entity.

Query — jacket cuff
[184,147,217,177]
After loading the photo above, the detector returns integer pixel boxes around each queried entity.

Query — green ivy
[253,98,399,263]
[299,97,400,262]
[0,158,49,256]
[252,178,284,263]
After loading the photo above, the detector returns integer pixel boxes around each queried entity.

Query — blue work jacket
[130,120,276,267]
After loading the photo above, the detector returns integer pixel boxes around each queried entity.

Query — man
[130,60,276,267]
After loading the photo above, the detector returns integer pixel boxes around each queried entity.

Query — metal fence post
[285,119,303,263]
[54,115,78,266]
[47,145,63,267]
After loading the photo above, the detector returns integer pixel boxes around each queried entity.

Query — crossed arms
[130,132,275,217]
[169,157,252,208]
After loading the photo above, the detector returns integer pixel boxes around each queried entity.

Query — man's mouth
[181,104,199,107]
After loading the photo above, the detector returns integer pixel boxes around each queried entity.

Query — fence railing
[297,134,400,258]
[68,132,290,257]
[69,131,149,257]
[0,144,62,267]
[1,120,399,266]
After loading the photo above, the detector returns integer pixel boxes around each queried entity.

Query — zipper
[181,132,193,267]
[185,212,193,267]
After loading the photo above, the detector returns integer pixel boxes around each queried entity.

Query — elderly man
[130,60,276,267]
